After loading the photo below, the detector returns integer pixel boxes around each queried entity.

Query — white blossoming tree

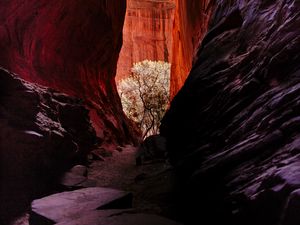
[117,60,170,139]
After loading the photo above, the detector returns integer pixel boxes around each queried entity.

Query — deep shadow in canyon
[1,0,300,225]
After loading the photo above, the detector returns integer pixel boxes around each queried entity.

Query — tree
[117,60,170,139]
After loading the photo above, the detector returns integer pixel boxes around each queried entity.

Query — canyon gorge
[1,0,300,225]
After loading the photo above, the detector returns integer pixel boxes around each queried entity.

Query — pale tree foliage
[117,60,171,139]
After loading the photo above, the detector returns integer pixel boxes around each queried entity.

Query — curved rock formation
[116,0,175,82]
[0,68,96,224]
[0,0,137,147]
[162,1,300,224]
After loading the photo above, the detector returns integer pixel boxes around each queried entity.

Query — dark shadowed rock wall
[0,68,96,224]
[161,1,300,224]
[0,0,138,148]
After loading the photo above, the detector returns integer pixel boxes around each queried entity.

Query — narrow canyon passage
[10,144,177,225]
[2,0,300,225]
[88,145,176,217]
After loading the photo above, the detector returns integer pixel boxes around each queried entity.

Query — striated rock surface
[0,0,138,147]
[116,0,175,82]
[0,68,96,224]
[170,0,212,99]
[161,1,300,224]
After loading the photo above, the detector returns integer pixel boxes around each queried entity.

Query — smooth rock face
[30,187,133,224]
[0,0,138,147]
[161,1,300,225]
[56,213,181,225]
[116,0,175,82]
[0,68,96,224]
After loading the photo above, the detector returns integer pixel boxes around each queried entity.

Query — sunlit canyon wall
[170,0,212,98]
[117,0,212,99]
[116,0,175,82]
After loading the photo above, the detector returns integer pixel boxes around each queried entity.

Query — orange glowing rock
[116,0,176,82]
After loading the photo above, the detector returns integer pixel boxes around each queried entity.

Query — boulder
[69,165,88,177]
[59,165,97,189]
[136,135,167,165]
[60,172,87,189]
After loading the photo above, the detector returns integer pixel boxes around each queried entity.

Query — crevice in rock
[201,7,243,49]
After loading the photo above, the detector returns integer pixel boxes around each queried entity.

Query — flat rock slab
[56,213,182,225]
[30,187,132,225]
[54,209,134,225]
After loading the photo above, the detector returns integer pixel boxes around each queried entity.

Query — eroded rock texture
[0,0,137,147]
[170,0,212,99]
[161,1,300,224]
[0,68,96,223]
[116,0,175,81]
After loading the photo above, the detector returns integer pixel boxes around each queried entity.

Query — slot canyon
[1,0,300,225]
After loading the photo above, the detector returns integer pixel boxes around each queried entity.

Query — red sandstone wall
[0,0,137,147]
[170,0,212,99]
[116,0,175,82]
